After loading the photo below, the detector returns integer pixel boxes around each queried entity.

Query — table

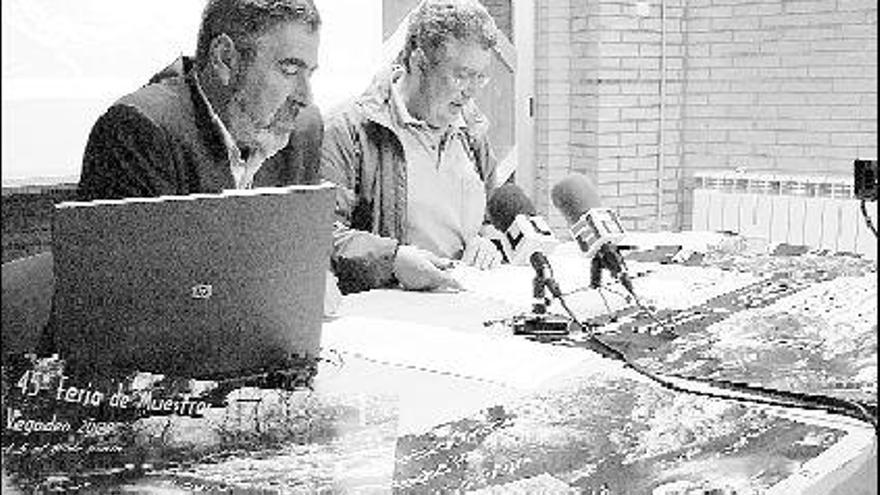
[2,232,876,493]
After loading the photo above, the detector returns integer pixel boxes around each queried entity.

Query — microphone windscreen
[551,174,603,226]
[487,184,537,232]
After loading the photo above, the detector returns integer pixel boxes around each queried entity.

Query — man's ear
[208,33,240,86]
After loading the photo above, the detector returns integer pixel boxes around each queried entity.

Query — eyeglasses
[448,70,491,90]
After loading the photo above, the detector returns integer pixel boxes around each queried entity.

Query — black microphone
[486,185,559,265]
[550,174,633,292]
[526,251,581,333]
[529,251,562,300]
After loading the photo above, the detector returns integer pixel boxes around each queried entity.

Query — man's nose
[291,75,313,107]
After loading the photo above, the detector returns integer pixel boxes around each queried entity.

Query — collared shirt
[192,73,265,189]
[389,71,486,259]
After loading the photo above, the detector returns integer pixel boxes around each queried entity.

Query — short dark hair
[195,0,321,66]
[397,0,498,71]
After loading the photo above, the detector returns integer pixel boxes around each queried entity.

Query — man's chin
[428,113,457,129]
[442,104,465,125]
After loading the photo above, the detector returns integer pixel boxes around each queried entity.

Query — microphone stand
[590,244,635,294]
[589,255,603,289]
[532,270,551,314]
[510,268,576,338]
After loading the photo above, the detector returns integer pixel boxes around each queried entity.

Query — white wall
[1,0,383,185]
[311,0,384,113]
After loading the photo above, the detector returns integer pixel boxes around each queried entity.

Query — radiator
[691,171,877,260]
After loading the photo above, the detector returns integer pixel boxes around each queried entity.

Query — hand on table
[461,235,502,270]
[393,245,463,292]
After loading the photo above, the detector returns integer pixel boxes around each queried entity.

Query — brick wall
[535,0,687,233]
[532,0,877,233]
[535,0,574,229]
[575,0,686,233]
[679,0,877,227]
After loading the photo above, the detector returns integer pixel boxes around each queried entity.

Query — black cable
[618,274,876,428]
[601,286,632,301]
[625,285,671,332]
[543,258,579,323]
[595,287,614,315]
[861,199,878,238]
[558,265,668,330]
[562,283,632,301]
[545,272,878,431]
[609,257,671,332]
[584,331,877,429]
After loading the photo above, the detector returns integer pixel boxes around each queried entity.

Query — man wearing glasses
[322,0,505,294]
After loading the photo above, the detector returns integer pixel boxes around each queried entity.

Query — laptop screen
[51,183,335,380]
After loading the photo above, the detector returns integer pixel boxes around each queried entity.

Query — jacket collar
[148,56,230,167]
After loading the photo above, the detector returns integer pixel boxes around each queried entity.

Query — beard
[227,95,299,160]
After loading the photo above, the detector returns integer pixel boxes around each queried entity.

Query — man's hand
[461,235,502,270]
[393,245,463,291]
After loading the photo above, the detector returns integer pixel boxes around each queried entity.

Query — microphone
[551,175,626,258]
[499,250,573,337]
[529,251,562,300]
[550,174,633,292]
[486,185,559,265]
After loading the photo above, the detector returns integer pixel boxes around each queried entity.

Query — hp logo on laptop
[191,284,213,299]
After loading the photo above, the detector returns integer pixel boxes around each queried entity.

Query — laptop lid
[51,183,335,380]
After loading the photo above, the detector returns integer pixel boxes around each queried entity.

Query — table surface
[2,231,877,494]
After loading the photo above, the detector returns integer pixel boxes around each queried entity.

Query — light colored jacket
[321,66,501,294]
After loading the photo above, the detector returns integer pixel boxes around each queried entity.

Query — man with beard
[35,0,334,357]
[78,0,323,200]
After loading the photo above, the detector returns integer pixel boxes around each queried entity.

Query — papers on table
[321,316,610,390]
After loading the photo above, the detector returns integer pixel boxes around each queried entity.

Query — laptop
[51,183,335,379]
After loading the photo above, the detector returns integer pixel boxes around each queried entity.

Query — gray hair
[397,0,498,71]
[195,0,320,66]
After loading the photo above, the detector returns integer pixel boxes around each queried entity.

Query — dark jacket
[39,58,323,357]
[78,57,323,201]
[321,66,501,294]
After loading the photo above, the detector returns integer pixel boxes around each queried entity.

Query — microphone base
[511,312,579,337]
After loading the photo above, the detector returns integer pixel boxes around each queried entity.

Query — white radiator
[691,171,877,260]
